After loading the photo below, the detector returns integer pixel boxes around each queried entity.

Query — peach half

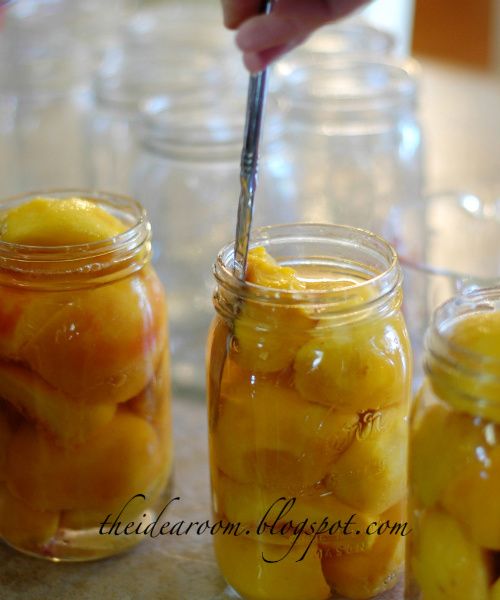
[213,376,359,492]
[411,509,491,600]
[6,410,163,512]
[0,360,116,445]
[321,502,406,600]
[0,484,59,551]
[233,247,314,374]
[20,267,166,405]
[294,314,410,412]
[325,405,408,514]
[213,533,330,600]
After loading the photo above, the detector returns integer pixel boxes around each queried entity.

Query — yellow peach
[127,347,171,430]
[213,533,330,600]
[411,509,491,600]
[245,247,307,291]
[215,472,377,554]
[233,247,314,374]
[294,314,410,411]
[491,578,500,600]
[233,303,313,374]
[0,197,126,245]
[325,405,407,514]
[60,467,169,531]
[0,484,59,550]
[449,311,500,359]
[0,287,83,362]
[441,444,500,550]
[0,360,116,445]
[213,377,359,491]
[21,267,166,404]
[430,312,500,424]
[321,502,406,600]
[410,398,488,509]
[6,410,162,512]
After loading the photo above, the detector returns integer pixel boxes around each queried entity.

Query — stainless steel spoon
[233,0,275,280]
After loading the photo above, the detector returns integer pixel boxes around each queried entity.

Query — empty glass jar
[133,94,294,396]
[273,58,423,236]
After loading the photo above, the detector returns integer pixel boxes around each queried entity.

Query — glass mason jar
[134,95,295,397]
[273,58,422,237]
[0,190,172,561]
[1,1,93,194]
[87,49,224,195]
[207,224,412,600]
[408,288,500,599]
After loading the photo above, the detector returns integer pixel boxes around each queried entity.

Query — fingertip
[243,52,267,74]
[223,15,239,30]
[235,26,251,50]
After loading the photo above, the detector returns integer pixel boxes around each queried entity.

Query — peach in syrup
[320,502,406,600]
[6,410,163,513]
[325,404,408,514]
[0,360,116,444]
[233,247,315,374]
[213,533,331,600]
[21,266,166,405]
[410,508,491,600]
[213,372,359,492]
[0,193,171,561]
[208,230,410,599]
[0,484,59,551]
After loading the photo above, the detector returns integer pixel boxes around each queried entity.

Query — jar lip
[298,22,395,55]
[0,189,148,260]
[214,222,400,307]
[92,50,222,111]
[138,94,282,160]
[427,287,500,369]
[276,57,419,114]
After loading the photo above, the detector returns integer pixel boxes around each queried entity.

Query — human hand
[221,0,371,72]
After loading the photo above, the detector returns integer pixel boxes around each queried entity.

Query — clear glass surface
[273,58,423,237]
[133,95,296,396]
[0,190,172,562]
[408,289,500,599]
[207,224,411,600]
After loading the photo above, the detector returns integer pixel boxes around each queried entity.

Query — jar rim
[92,50,222,111]
[138,94,282,161]
[426,287,500,371]
[214,222,401,309]
[276,57,419,116]
[0,189,151,288]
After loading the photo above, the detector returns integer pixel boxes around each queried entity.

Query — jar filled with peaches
[0,191,172,561]
[408,288,500,600]
[207,224,412,600]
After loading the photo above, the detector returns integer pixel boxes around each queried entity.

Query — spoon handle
[233,0,275,280]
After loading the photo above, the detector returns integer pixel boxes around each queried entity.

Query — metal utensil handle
[233,0,275,280]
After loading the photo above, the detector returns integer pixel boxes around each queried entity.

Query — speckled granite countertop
[0,398,403,600]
